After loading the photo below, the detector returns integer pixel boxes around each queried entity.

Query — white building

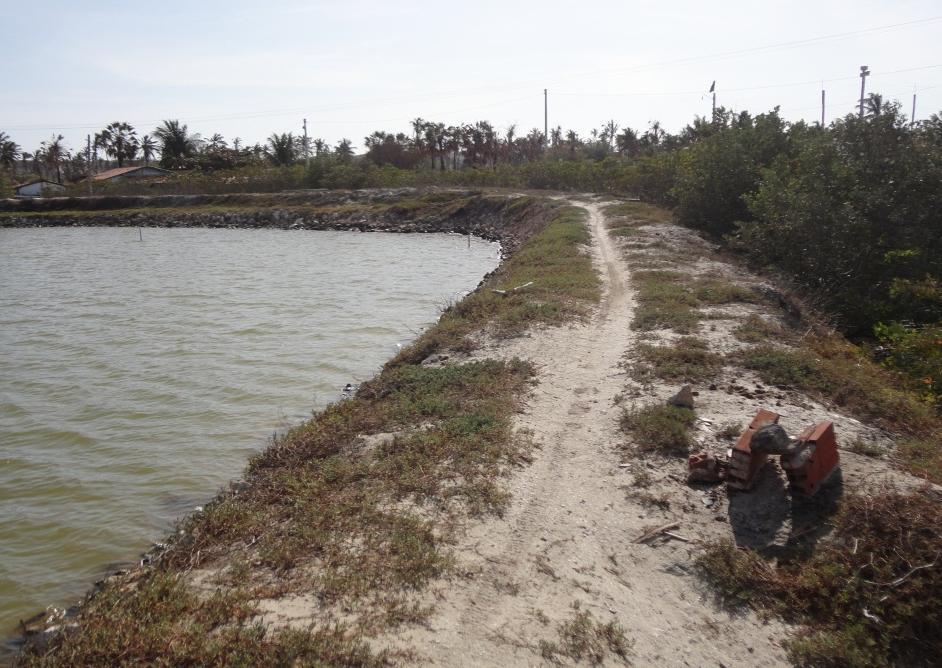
[13,180,66,198]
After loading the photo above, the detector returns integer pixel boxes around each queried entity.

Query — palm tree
[206,133,227,152]
[616,127,639,156]
[865,93,889,118]
[139,135,157,166]
[266,133,297,166]
[0,132,21,172]
[153,120,196,169]
[335,138,354,162]
[96,122,138,167]
[39,135,67,183]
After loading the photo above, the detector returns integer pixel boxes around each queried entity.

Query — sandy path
[393,199,791,666]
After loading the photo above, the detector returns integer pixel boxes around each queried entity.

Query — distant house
[13,180,66,198]
[93,166,169,182]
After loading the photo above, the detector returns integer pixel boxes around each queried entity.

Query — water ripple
[0,226,499,633]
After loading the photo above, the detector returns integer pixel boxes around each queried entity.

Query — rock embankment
[0,189,549,255]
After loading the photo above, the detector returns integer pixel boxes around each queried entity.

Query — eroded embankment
[0,189,543,254]
[12,192,601,666]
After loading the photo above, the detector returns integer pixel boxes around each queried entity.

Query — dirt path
[392,199,792,666]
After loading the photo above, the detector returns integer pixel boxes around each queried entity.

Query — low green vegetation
[735,338,938,438]
[620,404,695,456]
[18,195,600,665]
[698,490,942,667]
[693,277,757,305]
[732,314,786,343]
[634,337,723,383]
[393,205,599,364]
[539,608,631,665]
[630,270,760,334]
[631,271,700,333]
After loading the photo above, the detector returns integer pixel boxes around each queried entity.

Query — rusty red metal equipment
[780,420,839,495]
[726,409,780,491]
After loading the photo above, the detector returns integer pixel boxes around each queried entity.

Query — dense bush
[671,109,788,236]
[738,107,942,335]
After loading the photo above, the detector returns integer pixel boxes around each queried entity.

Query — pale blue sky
[2,0,940,155]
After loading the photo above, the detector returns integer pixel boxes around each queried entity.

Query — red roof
[93,166,168,181]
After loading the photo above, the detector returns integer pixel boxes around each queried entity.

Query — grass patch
[23,359,535,664]
[734,337,940,448]
[716,421,742,440]
[621,404,696,456]
[20,194,601,664]
[697,490,942,667]
[631,270,700,333]
[17,573,386,667]
[539,608,631,665]
[634,337,723,383]
[733,314,787,343]
[604,200,672,225]
[693,277,758,305]
[848,439,885,458]
[392,205,600,365]
[897,438,942,482]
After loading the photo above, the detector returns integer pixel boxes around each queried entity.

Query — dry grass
[698,490,942,667]
[392,206,600,365]
[539,608,632,665]
[634,337,723,383]
[17,194,600,665]
[621,404,696,456]
[732,314,788,343]
[631,271,700,333]
[734,336,940,454]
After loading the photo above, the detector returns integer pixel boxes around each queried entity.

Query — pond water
[0,225,500,637]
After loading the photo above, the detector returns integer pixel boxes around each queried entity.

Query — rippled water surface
[0,226,499,635]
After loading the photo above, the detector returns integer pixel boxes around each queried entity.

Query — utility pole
[858,65,870,119]
[86,134,92,196]
[543,89,548,147]
[302,118,310,167]
[821,88,826,127]
[911,88,917,128]
[709,80,716,123]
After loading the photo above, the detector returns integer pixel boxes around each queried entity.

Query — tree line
[2,94,940,405]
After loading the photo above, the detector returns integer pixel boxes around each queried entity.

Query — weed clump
[697,490,942,667]
[735,338,938,444]
[634,337,723,383]
[693,277,757,305]
[621,404,696,456]
[393,205,600,365]
[540,608,632,665]
[732,314,786,343]
[632,271,700,333]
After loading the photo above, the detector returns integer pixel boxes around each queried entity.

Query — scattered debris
[492,280,534,296]
[688,408,841,496]
[634,522,680,544]
[687,452,724,484]
[726,409,780,491]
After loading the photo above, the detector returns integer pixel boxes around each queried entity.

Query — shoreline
[6,188,582,664]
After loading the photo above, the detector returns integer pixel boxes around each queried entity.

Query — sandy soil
[258,197,929,666]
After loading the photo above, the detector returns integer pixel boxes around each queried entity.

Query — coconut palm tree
[153,120,196,169]
[39,135,67,183]
[96,122,138,167]
[266,133,298,166]
[0,132,20,172]
[139,135,157,166]
[206,133,227,152]
[865,93,890,118]
[335,138,354,162]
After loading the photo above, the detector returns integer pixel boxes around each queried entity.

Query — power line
[3,16,941,134]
